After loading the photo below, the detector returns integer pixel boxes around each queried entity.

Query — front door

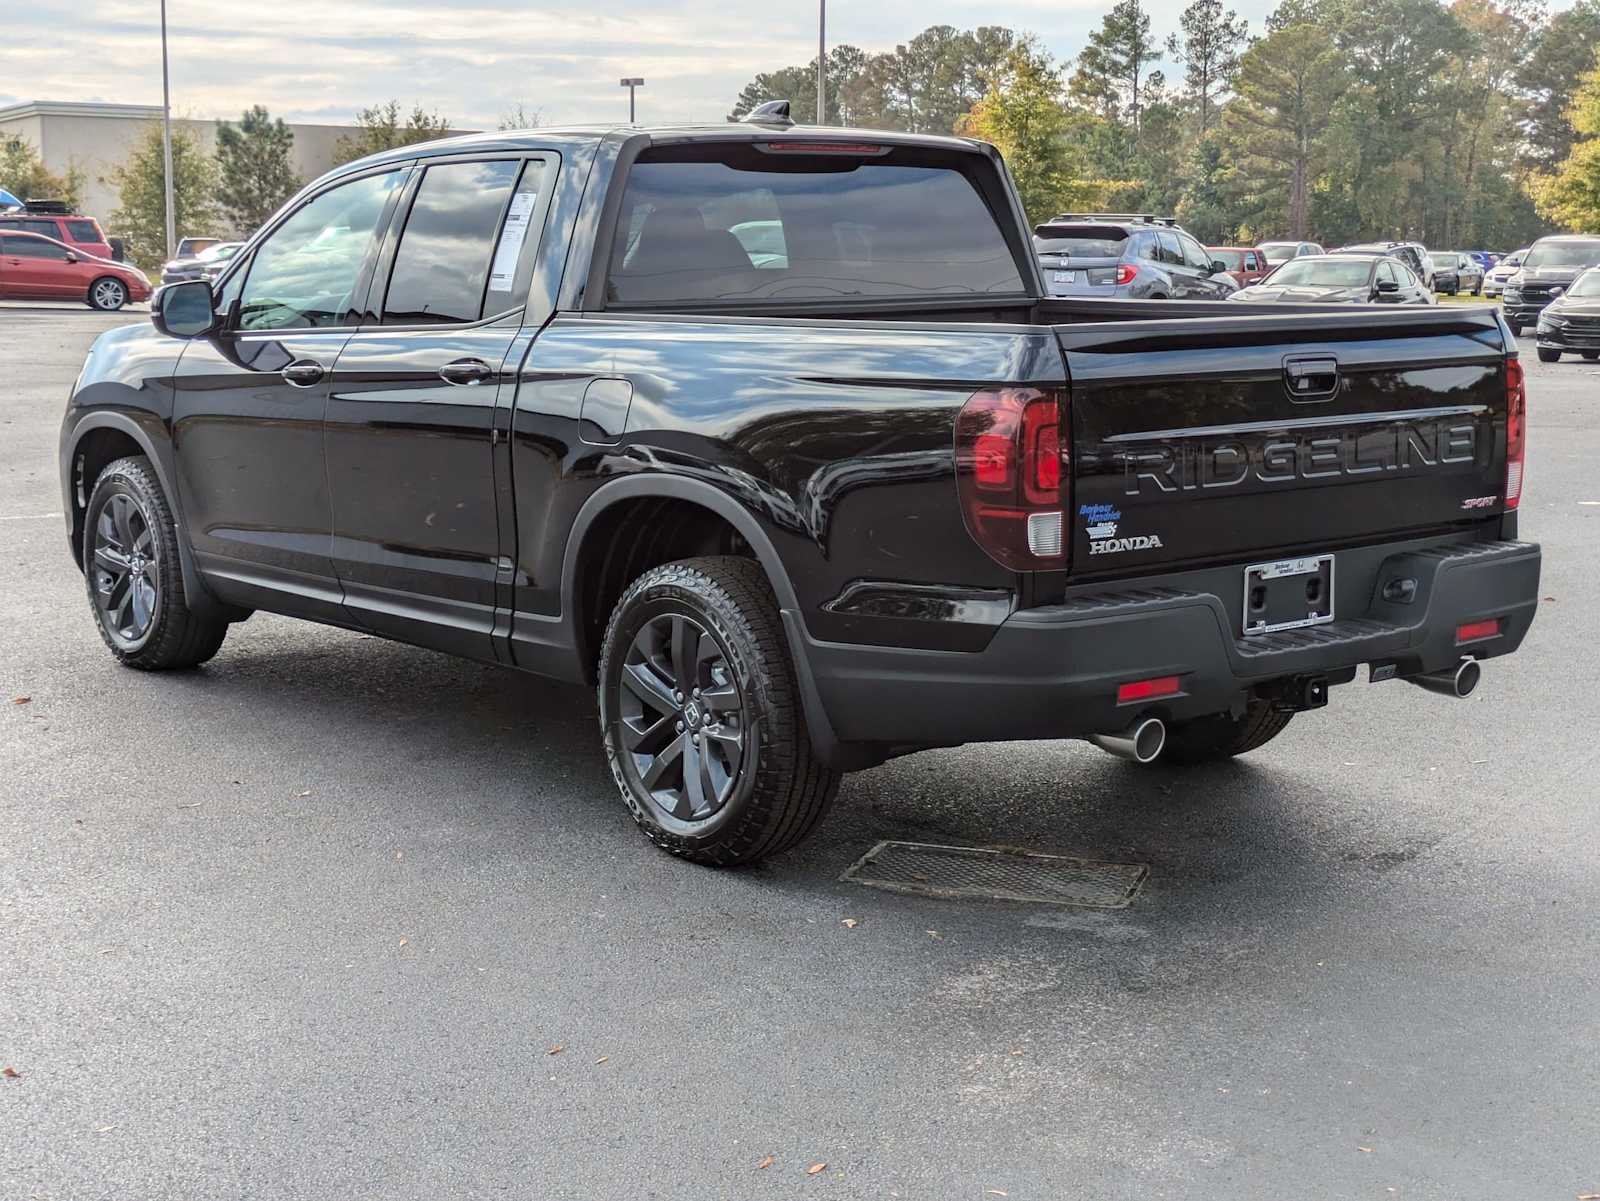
[324,156,551,659]
[170,166,409,620]
[0,233,72,297]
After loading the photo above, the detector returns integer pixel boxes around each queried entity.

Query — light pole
[620,77,644,125]
[160,0,176,258]
[817,0,826,125]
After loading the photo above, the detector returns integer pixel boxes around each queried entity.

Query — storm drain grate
[841,841,1148,909]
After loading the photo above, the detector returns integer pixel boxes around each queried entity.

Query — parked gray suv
[1034,214,1237,300]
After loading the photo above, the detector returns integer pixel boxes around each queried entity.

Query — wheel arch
[561,475,856,767]
[66,413,243,622]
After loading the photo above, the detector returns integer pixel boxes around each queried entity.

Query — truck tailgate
[1053,306,1512,574]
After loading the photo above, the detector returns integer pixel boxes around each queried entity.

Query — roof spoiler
[1049,212,1179,227]
[742,100,794,128]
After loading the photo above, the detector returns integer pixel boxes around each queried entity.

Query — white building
[0,100,385,233]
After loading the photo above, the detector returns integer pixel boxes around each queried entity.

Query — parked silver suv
[1034,214,1237,301]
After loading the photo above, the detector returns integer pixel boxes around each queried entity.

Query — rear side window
[1032,225,1127,257]
[381,158,532,325]
[606,144,1025,306]
[65,220,99,242]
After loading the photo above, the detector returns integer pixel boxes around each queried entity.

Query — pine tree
[1167,0,1250,136]
[215,106,302,236]
[1071,0,1163,136]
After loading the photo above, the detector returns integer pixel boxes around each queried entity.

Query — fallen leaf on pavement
[840,918,859,929]
[806,1162,826,1175]
[2,1067,19,1080]
[755,1155,774,1170]
[397,938,408,948]
[1577,1193,1600,1200]
[296,790,312,797]
[593,1056,609,1065]
[96,1124,117,1133]
[910,872,929,882]
[926,930,943,940]
[547,1044,564,1055]
[1358,1146,1374,1153]
[176,803,201,809]
[12,696,30,704]
[986,1190,1009,1196]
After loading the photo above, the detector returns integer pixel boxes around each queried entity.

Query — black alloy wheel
[617,611,746,823]
[91,492,160,650]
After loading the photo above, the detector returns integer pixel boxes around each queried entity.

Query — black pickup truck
[59,117,1540,865]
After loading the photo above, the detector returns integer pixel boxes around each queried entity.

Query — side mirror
[1376,279,1400,294]
[152,279,217,338]
[1210,260,1228,274]
[1552,286,1565,297]
[63,250,78,263]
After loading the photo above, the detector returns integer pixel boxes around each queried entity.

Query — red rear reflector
[760,142,889,155]
[1504,358,1525,509]
[1117,675,1182,704]
[1114,264,1137,286]
[1456,619,1501,643]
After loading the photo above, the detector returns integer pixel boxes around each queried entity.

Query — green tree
[498,105,543,131]
[332,101,453,166]
[1220,23,1348,237]
[108,122,222,268]
[1167,0,1250,136]
[215,105,301,237]
[1534,52,1600,229]
[1070,0,1163,136]
[1516,1,1600,170]
[957,43,1117,222]
[0,135,83,208]
[728,46,871,124]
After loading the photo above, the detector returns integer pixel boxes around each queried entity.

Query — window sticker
[489,190,538,291]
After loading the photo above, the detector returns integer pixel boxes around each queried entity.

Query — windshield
[1032,226,1127,257]
[1259,242,1298,263]
[198,243,240,262]
[1210,250,1244,269]
[607,146,1025,307]
[1569,269,1600,297]
[1265,259,1371,288]
[1524,240,1600,269]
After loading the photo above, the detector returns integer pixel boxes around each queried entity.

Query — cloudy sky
[1,0,1571,130]
[2,0,1341,130]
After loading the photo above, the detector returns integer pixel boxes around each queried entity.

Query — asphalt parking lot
[3,302,1598,1200]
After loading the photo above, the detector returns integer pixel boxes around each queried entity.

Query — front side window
[1157,230,1183,265]
[1178,233,1211,270]
[2,234,67,260]
[236,169,404,331]
[606,144,1025,306]
[1377,261,1398,286]
[381,159,531,325]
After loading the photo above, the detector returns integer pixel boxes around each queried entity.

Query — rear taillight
[954,387,1067,570]
[1505,357,1525,509]
[1114,264,1137,286]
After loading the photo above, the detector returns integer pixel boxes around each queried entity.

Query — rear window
[605,144,1025,307]
[65,220,99,242]
[1032,225,1128,257]
[1211,249,1244,269]
[1259,242,1298,263]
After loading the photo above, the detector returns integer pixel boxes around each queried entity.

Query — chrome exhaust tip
[1409,657,1481,699]
[1089,716,1167,764]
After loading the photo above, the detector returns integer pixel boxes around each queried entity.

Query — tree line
[730,0,1600,249]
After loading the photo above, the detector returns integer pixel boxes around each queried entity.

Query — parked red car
[0,230,151,309]
[1208,245,1271,288]
[0,210,116,260]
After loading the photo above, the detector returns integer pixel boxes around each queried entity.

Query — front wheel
[598,556,840,866]
[87,277,128,311]
[83,456,228,669]
[1538,347,1562,363]
[1508,322,1523,336]
[1155,700,1294,765]
[1583,351,1600,361]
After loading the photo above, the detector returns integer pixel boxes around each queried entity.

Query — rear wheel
[1538,347,1562,363]
[83,456,227,669]
[598,556,841,866]
[1583,351,1599,361]
[1508,322,1523,336]
[1157,699,1294,765]
[87,277,128,311]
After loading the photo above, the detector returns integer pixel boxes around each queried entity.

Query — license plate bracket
[1243,554,1335,636]
[1052,270,1076,284]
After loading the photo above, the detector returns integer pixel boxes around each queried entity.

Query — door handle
[439,358,494,386]
[281,360,325,388]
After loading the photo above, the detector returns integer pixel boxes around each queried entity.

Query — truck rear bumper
[797,538,1540,755]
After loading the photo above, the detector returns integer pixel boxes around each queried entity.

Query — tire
[598,556,841,866]
[1537,347,1561,363]
[1157,699,1294,766]
[83,455,227,669]
[1583,351,1599,361]
[87,276,128,311]
[1508,322,1522,336]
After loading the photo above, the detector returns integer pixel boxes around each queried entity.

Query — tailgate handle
[1283,355,1340,401]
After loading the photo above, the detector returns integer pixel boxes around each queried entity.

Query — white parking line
[0,513,63,521]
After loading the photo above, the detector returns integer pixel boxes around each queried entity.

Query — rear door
[1052,306,1511,576]
[323,154,552,660]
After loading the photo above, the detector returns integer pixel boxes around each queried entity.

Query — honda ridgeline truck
[59,112,1541,865]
